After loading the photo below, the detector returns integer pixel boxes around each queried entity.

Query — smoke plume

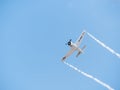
[63,61,114,90]
[87,32,120,59]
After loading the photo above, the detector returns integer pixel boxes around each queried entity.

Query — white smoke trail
[87,32,120,59]
[63,61,114,90]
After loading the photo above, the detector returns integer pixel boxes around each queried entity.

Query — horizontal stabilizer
[76,45,86,57]
[82,45,86,50]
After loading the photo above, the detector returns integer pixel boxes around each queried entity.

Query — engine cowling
[68,41,71,45]
[67,39,72,46]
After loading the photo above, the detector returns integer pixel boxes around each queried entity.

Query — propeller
[65,39,72,45]
[69,39,72,42]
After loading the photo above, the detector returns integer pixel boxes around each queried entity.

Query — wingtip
[61,57,66,62]
[82,29,86,33]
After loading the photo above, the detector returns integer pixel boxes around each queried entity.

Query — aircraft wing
[75,31,86,46]
[62,48,76,61]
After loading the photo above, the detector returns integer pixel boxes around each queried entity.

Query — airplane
[62,31,86,61]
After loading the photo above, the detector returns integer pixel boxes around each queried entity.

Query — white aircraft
[62,31,86,61]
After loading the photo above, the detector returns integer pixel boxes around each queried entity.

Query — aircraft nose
[68,41,71,45]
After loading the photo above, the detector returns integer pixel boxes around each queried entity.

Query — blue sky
[0,0,120,90]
